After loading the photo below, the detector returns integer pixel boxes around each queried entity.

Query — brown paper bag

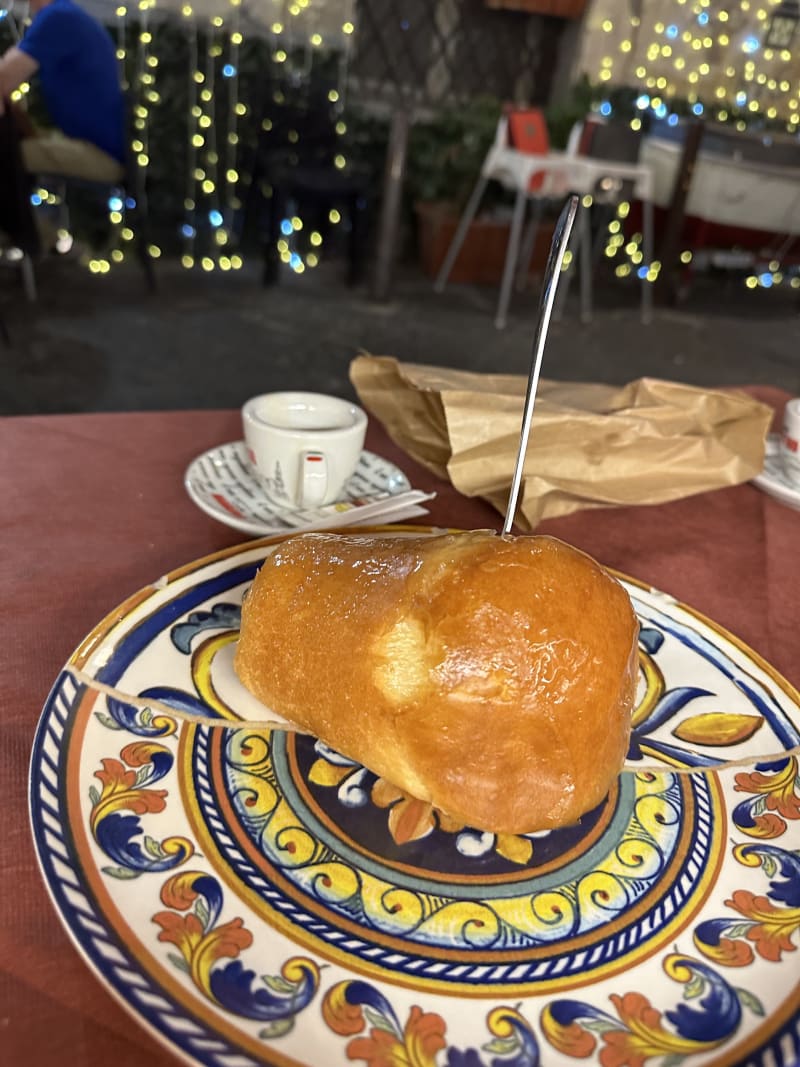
[350,355,772,530]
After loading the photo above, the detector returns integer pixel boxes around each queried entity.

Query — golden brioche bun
[234,530,639,834]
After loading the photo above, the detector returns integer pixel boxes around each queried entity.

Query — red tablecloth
[1,387,796,1066]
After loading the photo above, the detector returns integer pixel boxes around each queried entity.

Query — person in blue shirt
[0,0,125,183]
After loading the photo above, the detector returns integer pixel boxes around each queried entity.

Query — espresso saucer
[185,441,434,536]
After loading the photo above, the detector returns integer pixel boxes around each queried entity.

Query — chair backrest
[505,108,550,191]
[577,117,641,163]
[507,109,550,153]
[574,116,643,205]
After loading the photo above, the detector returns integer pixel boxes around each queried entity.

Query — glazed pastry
[234,530,639,834]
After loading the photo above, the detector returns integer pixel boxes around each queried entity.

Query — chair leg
[20,255,37,302]
[263,187,285,286]
[137,242,157,293]
[123,179,157,293]
[515,197,543,293]
[55,179,69,240]
[129,218,156,294]
[495,186,527,330]
[434,175,489,293]
[590,204,613,264]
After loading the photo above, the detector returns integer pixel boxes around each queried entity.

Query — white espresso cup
[242,392,367,508]
[779,397,800,488]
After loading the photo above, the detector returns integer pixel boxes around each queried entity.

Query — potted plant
[407,96,519,285]
[406,83,593,285]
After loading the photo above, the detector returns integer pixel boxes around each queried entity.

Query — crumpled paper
[350,355,773,530]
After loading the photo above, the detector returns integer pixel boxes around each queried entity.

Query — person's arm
[0,47,38,116]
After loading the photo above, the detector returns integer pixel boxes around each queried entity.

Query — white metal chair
[435,110,655,328]
[434,108,573,328]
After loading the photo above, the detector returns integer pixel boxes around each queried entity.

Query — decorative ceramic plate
[752,434,800,512]
[185,443,434,536]
[30,530,800,1067]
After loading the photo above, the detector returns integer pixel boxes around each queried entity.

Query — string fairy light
[586,0,799,130]
[584,0,800,290]
[95,3,133,270]
[182,4,199,269]
[260,0,358,278]
[223,0,243,247]
[135,0,160,266]
[0,0,360,276]
[201,15,223,271]
[83,0,161,276]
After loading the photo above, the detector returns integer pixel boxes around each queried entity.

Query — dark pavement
[1,252,798,416]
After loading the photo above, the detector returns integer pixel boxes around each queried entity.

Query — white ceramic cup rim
[242,392,367,438]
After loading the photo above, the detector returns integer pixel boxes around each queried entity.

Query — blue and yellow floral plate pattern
[29,529,800,1067]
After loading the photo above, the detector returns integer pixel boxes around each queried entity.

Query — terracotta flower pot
[415,201,555,287]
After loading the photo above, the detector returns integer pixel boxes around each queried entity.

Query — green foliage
[404,80,596,214]
[406,95,505,211]
[545,76,595,149]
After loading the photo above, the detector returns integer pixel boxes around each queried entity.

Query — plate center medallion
[184,725,721,994]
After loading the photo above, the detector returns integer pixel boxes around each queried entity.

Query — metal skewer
[502,193,580,535]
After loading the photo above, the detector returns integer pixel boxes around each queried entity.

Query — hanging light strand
[115,4,128,83]
[588,0,799,129]
[202,17,223,269]
[182,6,199,268]
[223,0,242,245]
